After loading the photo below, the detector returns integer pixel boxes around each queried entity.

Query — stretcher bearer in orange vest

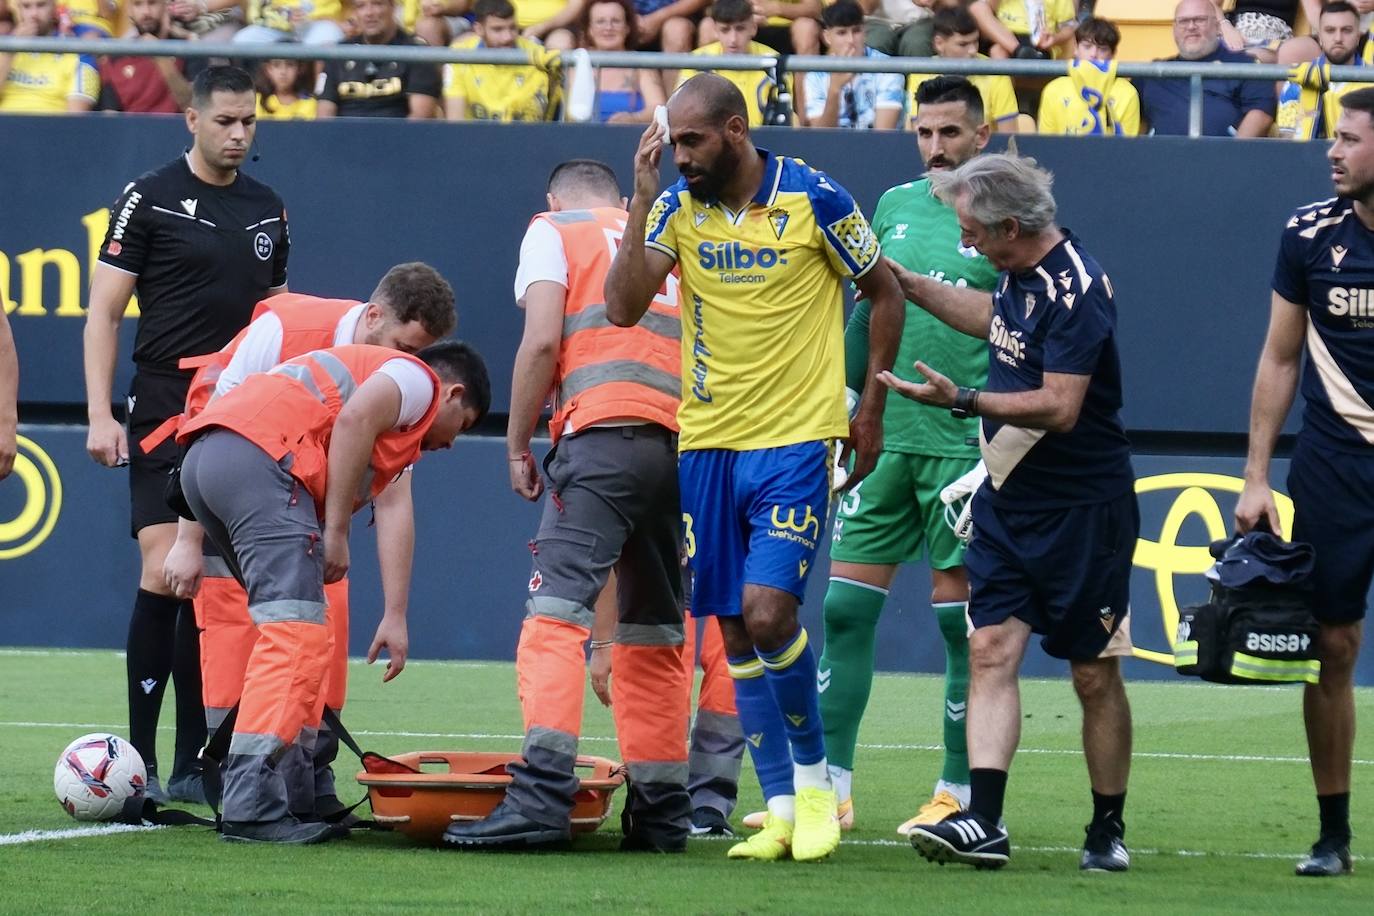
[158,265,456,823]
[444,160,691,851]
[588,571,745,836]
[681,609,746,835]
[176,341,490,844]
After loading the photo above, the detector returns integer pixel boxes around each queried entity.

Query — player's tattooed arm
[883,255,993,338]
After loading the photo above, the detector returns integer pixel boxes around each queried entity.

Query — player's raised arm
[606,120,677,326]
[1236,292,1306,534]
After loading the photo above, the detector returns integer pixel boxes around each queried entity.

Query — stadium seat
[1095,0,1179,62]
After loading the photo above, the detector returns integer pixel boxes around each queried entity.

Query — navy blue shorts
[1288,438,1374,624]
[678,442,831,617]
[965,489,1139,661]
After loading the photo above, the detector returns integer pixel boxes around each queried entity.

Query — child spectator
[256,57,317,119]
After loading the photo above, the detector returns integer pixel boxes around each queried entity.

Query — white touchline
[0,824,161,846]
[679,834,1362,861]
[3,721,1370,767]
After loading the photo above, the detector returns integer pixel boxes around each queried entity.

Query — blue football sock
[728,652,794,802]
[759,628,826,767]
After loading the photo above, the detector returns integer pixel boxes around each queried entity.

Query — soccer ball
[53,733,147,822]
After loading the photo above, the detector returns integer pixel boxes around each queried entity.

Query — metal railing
[3,34,1373,138]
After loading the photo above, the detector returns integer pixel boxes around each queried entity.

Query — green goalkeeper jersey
[846,177,999,458]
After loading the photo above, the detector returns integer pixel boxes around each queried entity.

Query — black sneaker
[689,807,734,837]
[909,812,1010,869]
[167,772,207,805]
[1080,820,1130,872]
[1296,836,1353,877]
[144,775,169,806]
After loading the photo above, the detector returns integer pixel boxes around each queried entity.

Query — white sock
[767,794,796,823]
[936,779,971,808]
[828,765,853,803]
[794,759,831,792]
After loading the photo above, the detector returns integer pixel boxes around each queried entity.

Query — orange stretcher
[356,752,625,845]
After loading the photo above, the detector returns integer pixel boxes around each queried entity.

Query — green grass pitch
[2,648,1372,914]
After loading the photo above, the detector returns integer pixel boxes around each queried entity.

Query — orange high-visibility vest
[139,294,359,455]
[538,207,681,443]
[178,344,439,512]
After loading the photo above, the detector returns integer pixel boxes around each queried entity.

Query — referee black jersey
[98,153,290,370]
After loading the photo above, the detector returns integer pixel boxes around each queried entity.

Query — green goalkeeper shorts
[829,451,977,569]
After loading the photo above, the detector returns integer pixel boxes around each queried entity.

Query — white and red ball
[53,733,147,821]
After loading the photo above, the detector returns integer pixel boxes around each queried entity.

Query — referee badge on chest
[253,231,274,261]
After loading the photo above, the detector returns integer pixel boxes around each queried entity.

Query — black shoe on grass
[909,812,1009,870]
[1296,836,1352,877]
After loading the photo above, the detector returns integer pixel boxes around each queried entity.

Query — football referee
[82,65,290,806]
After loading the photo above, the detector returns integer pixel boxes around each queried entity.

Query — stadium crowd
[2,0,1374,137]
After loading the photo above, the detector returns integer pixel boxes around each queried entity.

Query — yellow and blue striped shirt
[645,150,880,451]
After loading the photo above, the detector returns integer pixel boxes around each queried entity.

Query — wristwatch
[951,387,980,420]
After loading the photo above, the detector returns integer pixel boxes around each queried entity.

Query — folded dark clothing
[1205,530,1316,589]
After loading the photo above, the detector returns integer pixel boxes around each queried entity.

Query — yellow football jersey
[443,34,562,122]
[1037,75,1139,136]
[644,150,880,451]
[679,41,789,128]
[256,94,318,120]
[907,68,1018,127]
[0,51,99,113]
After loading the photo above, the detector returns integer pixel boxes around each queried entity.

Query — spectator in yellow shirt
[0,0,99,113]
[255,57,317,119]
[699,0,821,54]
[679,0,789,126]
[445,0,563,120]
[909,7,1018,132]
[1038,17,1140,136]
[987,0,1076,59]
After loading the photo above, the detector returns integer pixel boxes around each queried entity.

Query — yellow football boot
[792,787,841,862]
[744,798,855,832]
[727,813,793,861]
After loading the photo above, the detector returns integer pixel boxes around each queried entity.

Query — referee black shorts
[127,366,192,538]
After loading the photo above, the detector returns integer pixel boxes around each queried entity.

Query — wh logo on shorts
[769,505,820,548]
